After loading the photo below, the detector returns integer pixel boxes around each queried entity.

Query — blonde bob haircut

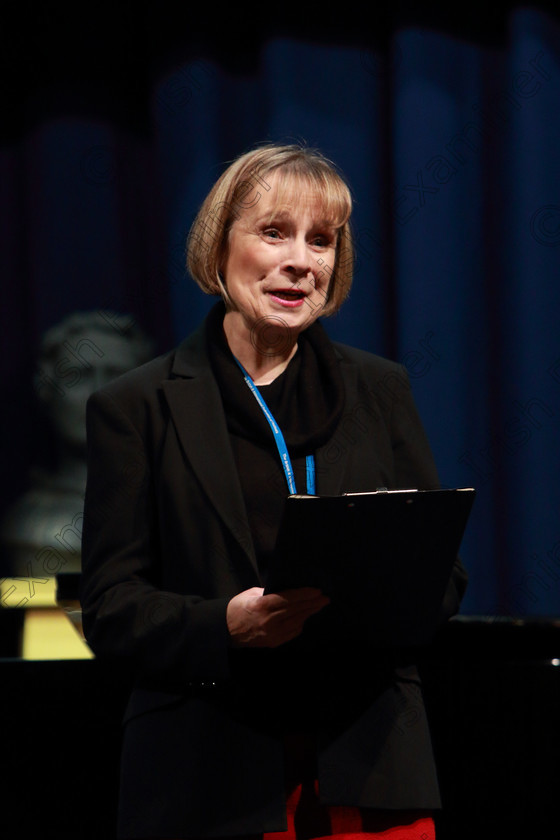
[186,144,354,317]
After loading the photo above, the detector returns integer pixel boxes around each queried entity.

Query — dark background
[2,5,560,839]
[1,1,560,614]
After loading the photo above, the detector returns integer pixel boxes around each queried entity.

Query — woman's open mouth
[268,289,307,307]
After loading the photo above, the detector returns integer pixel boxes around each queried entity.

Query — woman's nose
[283,237,312,277]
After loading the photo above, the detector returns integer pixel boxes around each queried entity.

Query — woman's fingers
[226,587,330,648]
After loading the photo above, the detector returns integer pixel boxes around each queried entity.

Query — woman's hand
[226,587,330,648]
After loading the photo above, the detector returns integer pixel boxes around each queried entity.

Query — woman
[81,144,467,840]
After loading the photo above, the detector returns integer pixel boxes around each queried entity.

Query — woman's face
[221,172,338,346]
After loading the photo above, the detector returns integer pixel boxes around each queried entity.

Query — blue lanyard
[234,358,316,496]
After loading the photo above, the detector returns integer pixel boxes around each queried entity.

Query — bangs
[260,168,352,232]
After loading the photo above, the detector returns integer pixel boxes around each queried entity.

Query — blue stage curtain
[1,6,559,615]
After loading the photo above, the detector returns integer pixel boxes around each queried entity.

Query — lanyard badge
[234,358,316,496]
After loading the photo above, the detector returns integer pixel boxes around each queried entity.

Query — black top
[206,304,345,573]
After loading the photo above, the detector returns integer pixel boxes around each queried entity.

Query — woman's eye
[263,228,282,239]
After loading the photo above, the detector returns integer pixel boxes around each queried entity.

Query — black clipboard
[264,487,475,646]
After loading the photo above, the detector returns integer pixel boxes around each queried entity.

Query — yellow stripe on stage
[1,577,94,660]
[22,608,94,660]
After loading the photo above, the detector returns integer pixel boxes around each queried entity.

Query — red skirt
[262,733,436,840]
[262,777,435,840]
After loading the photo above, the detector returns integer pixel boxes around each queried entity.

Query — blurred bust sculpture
[1,311,154,585]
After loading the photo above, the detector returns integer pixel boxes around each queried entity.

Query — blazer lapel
[161,325,257,574]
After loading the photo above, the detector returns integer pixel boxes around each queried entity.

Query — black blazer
[80,313,467,839]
